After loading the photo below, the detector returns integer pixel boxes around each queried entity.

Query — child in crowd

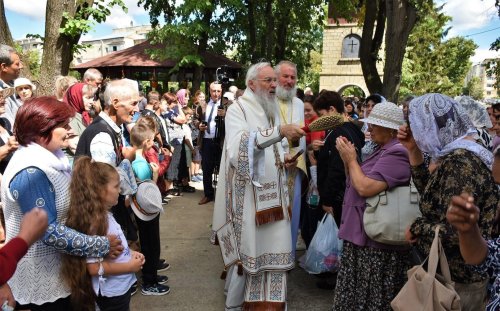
[135,117,172,203]
[181,106,197,183]
[61,157,144,311]
[130,121,171,295]
[161,92,187,196]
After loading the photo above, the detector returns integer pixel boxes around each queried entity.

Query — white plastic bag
[304,214,343,274]
[307,178,320,206]
[307,165,320,206]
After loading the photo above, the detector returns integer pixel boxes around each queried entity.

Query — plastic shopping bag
[307,178,320,206]
[304,213,343,274]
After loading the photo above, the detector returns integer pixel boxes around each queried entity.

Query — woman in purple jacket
[332,102,411,311]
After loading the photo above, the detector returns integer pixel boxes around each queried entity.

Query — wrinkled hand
[322,205,333,215]
[279,124,305,142]
[161,147,172,157]
[106,234,124,259]
[0,284,14,310]
[397,124,418,152]
[405,226,417,243]
[335,136,357,164]
[284,153,298,169]
[18,208,48,246]
[6,136,18,152]
[311,139,324,151]
[446,193,480,233]
[307,150,317,166]
[129,251,146,272]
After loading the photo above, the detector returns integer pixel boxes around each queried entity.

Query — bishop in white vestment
[211,62,305,311]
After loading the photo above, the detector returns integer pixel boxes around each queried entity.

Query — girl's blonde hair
[61,156,119,311]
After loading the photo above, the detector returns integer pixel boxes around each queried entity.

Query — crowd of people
[0,43,242,310]
[1,39,500,311]
[210,60,500,311]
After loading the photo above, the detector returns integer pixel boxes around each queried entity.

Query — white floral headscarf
[455,96,492,129]
[409,93,493,170]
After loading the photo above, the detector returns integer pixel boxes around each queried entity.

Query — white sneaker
[296,236,307,251]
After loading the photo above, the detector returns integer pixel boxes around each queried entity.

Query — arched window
[341,34,361,59]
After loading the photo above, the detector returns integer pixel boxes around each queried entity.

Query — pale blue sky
[4,0,500,63]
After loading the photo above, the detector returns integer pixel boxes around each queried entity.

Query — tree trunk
[193,8,213,91]
[359,0,384,95]
[38,0,78,95]
[264,0,275,60]
[246,0,258,62]
[0,0,13,45]
[274,0,289,61]
[382,0,417,102]
[259,0,273,59]
[0,0,34,81]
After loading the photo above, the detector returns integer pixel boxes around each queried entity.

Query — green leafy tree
[330,0,434,102]
[463,76,484,100]
[139,0,230,92]
[138,0,325,92]
[485,0,499,96]
[300,49,322,93]
[0,0,126,95]
[401,4,477,96]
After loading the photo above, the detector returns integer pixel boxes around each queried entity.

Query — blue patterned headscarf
[409,93,493,170]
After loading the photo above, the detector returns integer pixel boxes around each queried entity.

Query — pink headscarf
[176,89,187,107]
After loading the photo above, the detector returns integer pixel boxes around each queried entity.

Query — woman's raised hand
[446,193,480,233]
[397,124,417,152]
[336,136,357,164]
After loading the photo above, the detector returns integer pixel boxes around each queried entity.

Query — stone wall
[320,22,384,97]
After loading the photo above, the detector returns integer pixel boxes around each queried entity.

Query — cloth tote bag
[363,180,421,245]
[391,226,461,311]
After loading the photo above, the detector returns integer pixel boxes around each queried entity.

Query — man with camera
[275,60,306,257]
[197,82,224,205]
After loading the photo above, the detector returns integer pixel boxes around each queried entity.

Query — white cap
[223,92,235,101]
[14,78,36,91]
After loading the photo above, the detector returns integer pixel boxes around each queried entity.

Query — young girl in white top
[61,156,144,311]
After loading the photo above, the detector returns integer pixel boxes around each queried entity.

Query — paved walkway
[130,182,333,310]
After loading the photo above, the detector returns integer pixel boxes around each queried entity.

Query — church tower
[319,4,384,97]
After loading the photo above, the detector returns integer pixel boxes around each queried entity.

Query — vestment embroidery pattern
[247,273,264,301]
[268,272,284,301]
[220,230,235,258]
[230,131,294,271]
[233,132,250,247]
[240,253,294,271]
[258,192,278,202]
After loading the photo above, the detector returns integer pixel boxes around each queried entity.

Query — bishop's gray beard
[254,88,278,121]
[275,85,297,101]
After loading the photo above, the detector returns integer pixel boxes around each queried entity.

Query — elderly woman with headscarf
[333,102,411,310]
[62,82,98,163]
[176,88,189,108]
[398,93,499,311]
[456,95,493,150]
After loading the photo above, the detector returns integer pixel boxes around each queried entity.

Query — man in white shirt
[0,44,23,126]
[198,82,224,205]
